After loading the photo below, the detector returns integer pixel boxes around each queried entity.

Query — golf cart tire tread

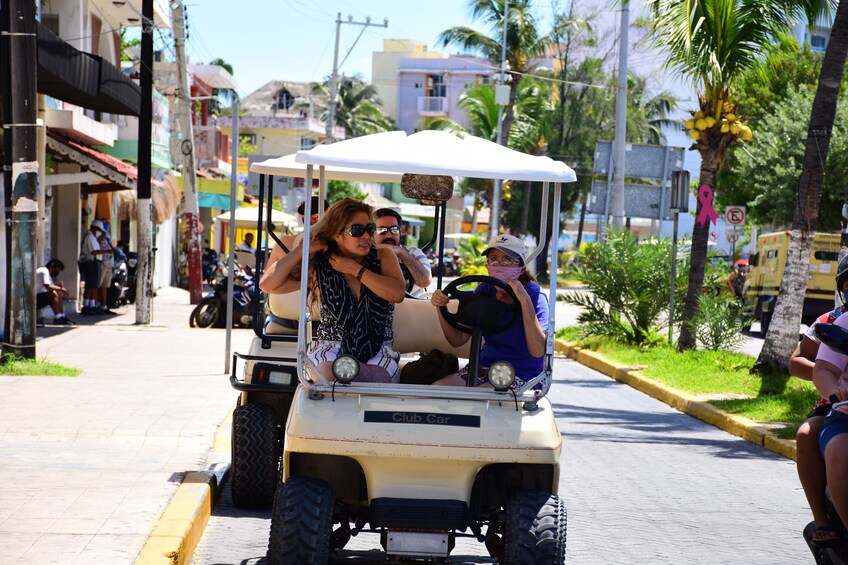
[231,403,279,509]
[267,476,333,565]
[503,490,567,565]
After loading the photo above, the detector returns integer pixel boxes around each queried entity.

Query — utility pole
[610,1,630,230]
[136,0,155,324]
[172,0,202,304]
[2,0,39,358]
[327,13,388,143]
[490,0,509,238]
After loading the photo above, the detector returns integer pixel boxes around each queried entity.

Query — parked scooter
[106,256,129,309]
[428,249,460,277]
[804,323,848,565]
[189,264,263,329]
[203,247,225,285]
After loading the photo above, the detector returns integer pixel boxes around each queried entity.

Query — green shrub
[562,230,688,345]
[693,292,752,351]
[457,234,488,276]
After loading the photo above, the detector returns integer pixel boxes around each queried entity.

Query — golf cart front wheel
[503,490,567,565]
[267,476,334,565]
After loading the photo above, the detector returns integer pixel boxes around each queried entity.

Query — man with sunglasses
[374,208,431,296]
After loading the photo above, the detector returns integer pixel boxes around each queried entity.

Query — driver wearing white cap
[430,234,549,389]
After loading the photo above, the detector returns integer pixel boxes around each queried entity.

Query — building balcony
[418,96,448,116]
[44,103,118,147]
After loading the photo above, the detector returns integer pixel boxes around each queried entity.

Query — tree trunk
[754,1,848,372]
[677,161,720,351]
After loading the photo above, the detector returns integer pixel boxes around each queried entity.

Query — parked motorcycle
[428,249,460,277]
[804,323,848,565]
[189,265,263,329]
[203,247,225,285]
[106,257,129,309]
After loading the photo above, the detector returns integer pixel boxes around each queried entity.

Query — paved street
[0,288,252,565]
[190,355,808,565]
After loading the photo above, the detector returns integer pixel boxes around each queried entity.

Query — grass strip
[556,327,817,439]
[0,353,81,377]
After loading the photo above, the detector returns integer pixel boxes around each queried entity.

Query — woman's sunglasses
[344,223,376,237]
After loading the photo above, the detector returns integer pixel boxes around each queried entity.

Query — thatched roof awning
[116,173,181,225]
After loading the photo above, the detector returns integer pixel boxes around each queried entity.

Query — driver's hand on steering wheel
[431,289,450,308]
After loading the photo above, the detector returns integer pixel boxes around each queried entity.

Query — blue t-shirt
[475,281,549,384]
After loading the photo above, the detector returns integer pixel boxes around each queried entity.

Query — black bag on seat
[399,349,459,385]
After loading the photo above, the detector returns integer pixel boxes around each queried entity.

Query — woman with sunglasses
[259,198,406,383]
[430,234,548,390]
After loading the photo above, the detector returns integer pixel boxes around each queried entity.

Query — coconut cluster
[684,110,752,142]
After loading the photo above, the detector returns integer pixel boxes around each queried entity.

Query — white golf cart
[230,130,576,564]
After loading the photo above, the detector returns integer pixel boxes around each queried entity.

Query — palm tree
[756,1,848,372]
[313,75,394,138]
[644,0,835,351]
[627,74,677,145]
[439,0,551,146]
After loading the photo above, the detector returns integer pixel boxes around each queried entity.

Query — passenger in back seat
[430,234,549,390]
[259,198,406,383]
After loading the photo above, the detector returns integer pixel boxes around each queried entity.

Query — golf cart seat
[392,296,471,359]
[266,291,470,358]
[266,291,318,337]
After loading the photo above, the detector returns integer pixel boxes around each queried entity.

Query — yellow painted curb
[135,408,234,565]
[556,339,797,461]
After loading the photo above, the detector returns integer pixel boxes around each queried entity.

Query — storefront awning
[37,23,140,116]
[175,174,244,211]
[47,132,138,190]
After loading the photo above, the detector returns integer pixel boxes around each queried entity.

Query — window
[275,90,294,111]
[814,251,839,262]
[301,136,315,150]
[425,74,446,98]
[811,35,827,50]
[241,133,257,146]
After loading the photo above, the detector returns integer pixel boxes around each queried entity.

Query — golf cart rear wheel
[503,490,567,565]
[231,403,279,509]
[267,476,334,565]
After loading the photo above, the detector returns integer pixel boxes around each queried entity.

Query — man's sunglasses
[344,223,376,237]
[376,226,400,235]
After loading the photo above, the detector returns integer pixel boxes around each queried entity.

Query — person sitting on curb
[374,208,431,296]
[793,255,848,543]
[36,259,74,325]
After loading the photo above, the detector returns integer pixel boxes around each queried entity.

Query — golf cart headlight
[332,355,359,384]
[488,361,515,391]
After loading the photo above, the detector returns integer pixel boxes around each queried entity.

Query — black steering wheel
[440,275,522,335]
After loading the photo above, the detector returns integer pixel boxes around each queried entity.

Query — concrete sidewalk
[0,287,253,565]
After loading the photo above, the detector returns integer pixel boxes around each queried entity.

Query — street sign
[725,206,746,226]
[727,232,740,244]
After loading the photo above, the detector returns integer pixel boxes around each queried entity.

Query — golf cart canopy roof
[295,130,577,183]
[249,153,404,183]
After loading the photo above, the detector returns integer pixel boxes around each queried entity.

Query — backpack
[399,349,459,385]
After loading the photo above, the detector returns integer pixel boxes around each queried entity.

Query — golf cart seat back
[266,291,320,336]
[391,297,471,358]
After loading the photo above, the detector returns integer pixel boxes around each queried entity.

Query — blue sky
[180,1,561,97]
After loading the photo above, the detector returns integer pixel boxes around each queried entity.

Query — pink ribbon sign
[696,183,719,226]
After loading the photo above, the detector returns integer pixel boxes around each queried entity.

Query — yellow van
[747,231,839,335]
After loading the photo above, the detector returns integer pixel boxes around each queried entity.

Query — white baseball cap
[483,234,526,264]
[90,220,104,231]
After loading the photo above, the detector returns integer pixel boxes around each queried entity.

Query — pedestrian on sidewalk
[36,259,74,325]
[97,230,116,314]
[79,220,109,315]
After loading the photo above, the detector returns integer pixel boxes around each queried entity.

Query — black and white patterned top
[313,246,394,362]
